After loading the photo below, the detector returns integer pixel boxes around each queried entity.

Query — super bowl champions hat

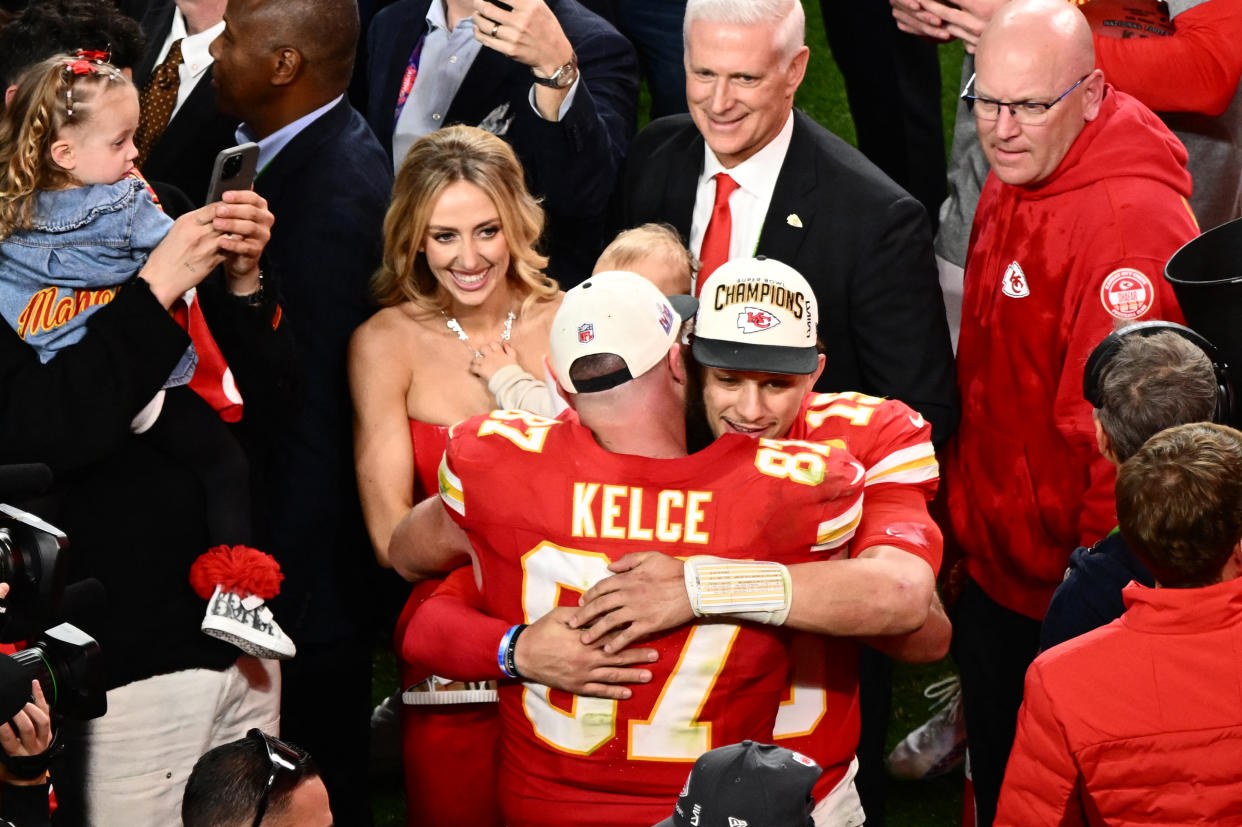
[653,740,822,827]
[549,270,695,394]
[692,256,819,375]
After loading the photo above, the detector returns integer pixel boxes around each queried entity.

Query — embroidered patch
[1100,268,1153,319]
[577,323,594,343]
[1001,261,1029,298]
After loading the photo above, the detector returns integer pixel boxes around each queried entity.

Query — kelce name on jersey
[570,482,711,544]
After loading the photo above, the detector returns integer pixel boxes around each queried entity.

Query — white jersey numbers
[476,410,560,453]
[520,543,738,761]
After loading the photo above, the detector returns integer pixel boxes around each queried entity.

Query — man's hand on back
[570,552,695,654]
[514,606,658,700]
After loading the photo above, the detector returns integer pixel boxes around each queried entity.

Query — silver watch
[532,54,579,89]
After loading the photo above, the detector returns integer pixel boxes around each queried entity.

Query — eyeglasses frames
[248,728,309,827]
[960,72,1089,125]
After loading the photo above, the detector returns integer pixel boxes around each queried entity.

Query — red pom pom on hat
[189,545,284,601]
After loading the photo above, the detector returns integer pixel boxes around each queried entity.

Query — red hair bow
[75,49,110,62]
[65,58,96,76]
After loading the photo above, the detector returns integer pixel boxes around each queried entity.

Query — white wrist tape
[683,556,792,626]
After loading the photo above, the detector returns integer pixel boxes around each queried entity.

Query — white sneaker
[886,675,967,780]
[202,585,296,660]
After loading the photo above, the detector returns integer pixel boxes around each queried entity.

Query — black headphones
[1082,320,1235,425]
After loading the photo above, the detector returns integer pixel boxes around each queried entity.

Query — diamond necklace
[442,310,516,359]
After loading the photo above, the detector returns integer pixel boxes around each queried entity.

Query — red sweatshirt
[1093,0,1242,116]
[945,88,1197,620]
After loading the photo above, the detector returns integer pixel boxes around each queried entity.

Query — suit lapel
[380,2,432,128]
[133,0,177,87]
[666,133,704,240]
[447,46,524,127]
[257,99,350,203]
[756,111,819,266]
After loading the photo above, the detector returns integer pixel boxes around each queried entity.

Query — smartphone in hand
[204,142,260,204]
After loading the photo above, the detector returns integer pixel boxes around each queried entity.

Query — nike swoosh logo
[909,413,925,429]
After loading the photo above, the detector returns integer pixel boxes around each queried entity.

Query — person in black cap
[654,740,822,827]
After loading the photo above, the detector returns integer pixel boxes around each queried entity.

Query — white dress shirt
[688,112,796,271]
[150,11,225,118]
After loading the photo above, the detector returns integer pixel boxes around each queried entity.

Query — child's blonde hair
[596,223,696,295]
[0,53,129,238]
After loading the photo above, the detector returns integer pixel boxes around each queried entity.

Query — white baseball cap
[549,270,695,393]
[692,256,819,375]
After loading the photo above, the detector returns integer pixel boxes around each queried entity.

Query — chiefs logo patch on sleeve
[1100,268,1154,319]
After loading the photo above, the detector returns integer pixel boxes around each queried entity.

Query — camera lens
[223,154,243,178]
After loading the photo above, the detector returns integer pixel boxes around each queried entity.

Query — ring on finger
[491,22,500,37]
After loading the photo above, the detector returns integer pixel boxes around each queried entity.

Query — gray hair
[683,0,805,61]
[1097,331,1218,462]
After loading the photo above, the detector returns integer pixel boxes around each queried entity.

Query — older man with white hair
[616,0,957,448]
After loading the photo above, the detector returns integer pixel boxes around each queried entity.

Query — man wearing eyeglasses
[941,0,1198,823]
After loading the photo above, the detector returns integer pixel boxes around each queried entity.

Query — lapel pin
[786,214,803,228]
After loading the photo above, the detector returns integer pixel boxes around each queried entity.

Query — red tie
[696,173,740,295]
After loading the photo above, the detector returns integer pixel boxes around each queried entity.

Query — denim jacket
[0,177,195,386]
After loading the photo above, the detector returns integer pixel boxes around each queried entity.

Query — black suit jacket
[365,0,638,285]
[251,98,393,643]
[127,0,239,205]
[618,110,959,445]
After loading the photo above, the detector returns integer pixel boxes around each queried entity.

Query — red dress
[398,418,503,827]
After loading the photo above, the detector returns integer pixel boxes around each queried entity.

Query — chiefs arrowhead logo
[1001,261,1029,298]
[736,306,780,334]
[1100,268,1153,320]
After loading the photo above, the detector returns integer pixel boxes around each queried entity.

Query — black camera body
[0,466,106,723]
[0,504,68,644]
[0,622,105,722]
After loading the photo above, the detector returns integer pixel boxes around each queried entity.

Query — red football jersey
[440,410,865,827]
[776,391,941,796]
[787,391,938,501]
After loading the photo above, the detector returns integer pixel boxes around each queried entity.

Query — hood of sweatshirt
[1016,85,1192,201]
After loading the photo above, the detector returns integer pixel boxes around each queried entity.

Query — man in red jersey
[401,270,868,826]
[571,257,947,823]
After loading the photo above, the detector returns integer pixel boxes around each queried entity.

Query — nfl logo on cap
[578,323,594,343]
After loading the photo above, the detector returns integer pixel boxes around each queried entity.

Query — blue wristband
[498,624,524,679]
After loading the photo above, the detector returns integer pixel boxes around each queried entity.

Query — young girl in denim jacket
[0,53,294,660]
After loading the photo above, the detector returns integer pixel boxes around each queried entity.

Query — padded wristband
[683,556,792,625]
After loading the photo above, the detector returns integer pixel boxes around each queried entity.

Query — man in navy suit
[365,0,638,285]
[211,0,393,822]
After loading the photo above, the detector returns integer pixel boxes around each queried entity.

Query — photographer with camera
[0,581,53,827]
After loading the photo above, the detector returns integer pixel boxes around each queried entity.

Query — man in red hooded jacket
[943,1,1199,822]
